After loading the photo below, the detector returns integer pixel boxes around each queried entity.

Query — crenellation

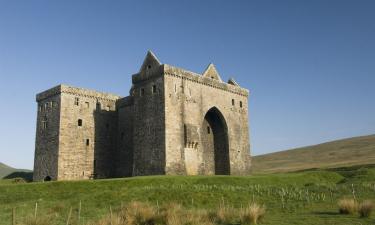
[163,64,249,97]
[33,51,251,181]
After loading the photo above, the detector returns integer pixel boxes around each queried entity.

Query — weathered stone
[33,51,251,181]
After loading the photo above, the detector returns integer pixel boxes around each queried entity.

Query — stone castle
[33,51,251,181]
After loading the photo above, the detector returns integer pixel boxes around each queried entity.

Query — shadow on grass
[313,211,341,216]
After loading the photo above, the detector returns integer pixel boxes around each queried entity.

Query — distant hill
[251,134,375,174]
[0,162,32,179]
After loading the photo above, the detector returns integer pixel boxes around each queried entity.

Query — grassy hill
[0,162,19,178]
[0,162,32,179]
[251,134,375,174]
[1,166,375,225]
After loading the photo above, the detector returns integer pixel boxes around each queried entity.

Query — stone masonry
[33,51,251,181]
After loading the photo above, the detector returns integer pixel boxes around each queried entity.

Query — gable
[139,51,161,72]
[202,63,222,82]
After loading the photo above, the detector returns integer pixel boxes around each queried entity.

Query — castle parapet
[36,84,121,102]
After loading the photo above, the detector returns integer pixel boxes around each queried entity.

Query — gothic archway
[202,107,230,175]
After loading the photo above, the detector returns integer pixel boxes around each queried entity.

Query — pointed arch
[202,107,230,175]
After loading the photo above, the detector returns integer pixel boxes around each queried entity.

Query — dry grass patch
[213,204,237,224]
[21,217,54,225]
[358,200,374,218]
[240,203,266,225]
[338,198,358,215]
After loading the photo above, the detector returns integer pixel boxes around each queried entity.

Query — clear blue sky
[0,1,374,170]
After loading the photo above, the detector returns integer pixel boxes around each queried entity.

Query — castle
[33,51,251,181]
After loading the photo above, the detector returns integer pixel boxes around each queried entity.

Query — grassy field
[251,134,375,174]
[1,165,375,225]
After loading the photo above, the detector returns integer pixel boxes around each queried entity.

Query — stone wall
[163,64,251,175]
[34,85,121,181]
[131,67,166,176]
[116,96,134,177]
[33,88,61,181]
[58,85,120,180]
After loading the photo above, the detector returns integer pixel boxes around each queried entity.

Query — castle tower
[127,51,251,176]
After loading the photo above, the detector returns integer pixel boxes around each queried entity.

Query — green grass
[252,134,375,174]
[1,166,375,225]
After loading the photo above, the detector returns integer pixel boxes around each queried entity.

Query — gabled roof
[139,50,161,72]
[202,63,222,82]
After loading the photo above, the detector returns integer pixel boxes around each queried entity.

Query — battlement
[36,84,122,102]
[163,64,249,97]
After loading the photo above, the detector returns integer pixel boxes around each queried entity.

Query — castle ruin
[33,51,251,181]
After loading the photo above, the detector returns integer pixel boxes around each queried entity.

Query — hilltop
[0,162,31,179]
[251,134,375,174]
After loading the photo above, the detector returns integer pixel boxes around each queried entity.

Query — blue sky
[0,0,374,169]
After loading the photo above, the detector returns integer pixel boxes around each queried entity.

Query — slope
[251,134,375,174]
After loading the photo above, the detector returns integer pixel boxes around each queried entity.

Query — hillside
[0,162,18,178]
[252,134,375,174]
[0,162,31,179]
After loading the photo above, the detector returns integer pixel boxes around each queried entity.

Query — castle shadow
[93,102,118,179]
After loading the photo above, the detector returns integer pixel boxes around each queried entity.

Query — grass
[251,134,375,174]
[1,165,375,225]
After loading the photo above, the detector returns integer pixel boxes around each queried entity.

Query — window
[106,123,109,129]
[39,105,42,112]
[240,101,243,108]
[78,119,82,127]
[147,65,151,69]
[96,102,101,110]
[42,120,48,130]
[86,139,90,146]
[85,102,89,108]
[207,126,211,134]
[140,88,145,96]
[152,85,157,94]
[232,99,235,106]
[74,97,79,106]
[121,132,124,140]
[44,102,48,110]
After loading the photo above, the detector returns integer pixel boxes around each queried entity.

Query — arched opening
[202,107,230,175]
[44,176,51,181]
